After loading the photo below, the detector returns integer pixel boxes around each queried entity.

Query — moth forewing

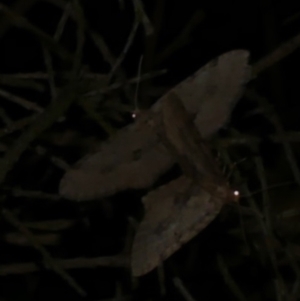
[131,176,225,276]
[176,50,251,137]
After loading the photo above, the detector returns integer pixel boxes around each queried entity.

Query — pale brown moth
[59,50,251,276]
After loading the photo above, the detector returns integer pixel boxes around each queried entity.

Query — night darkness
[1,0,300,301]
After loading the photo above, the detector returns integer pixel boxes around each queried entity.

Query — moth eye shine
[132,109,141,119]
[231,189,240,202]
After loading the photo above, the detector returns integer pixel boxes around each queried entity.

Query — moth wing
[131,176,224,276]
[168,49,251,137]
[59,118,172,200]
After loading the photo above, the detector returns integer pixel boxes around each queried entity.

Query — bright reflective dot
[132,112,137,119]
[233,190,240,197]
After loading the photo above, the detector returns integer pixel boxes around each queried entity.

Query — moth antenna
[132,55,144,119]
[241,181,295,198]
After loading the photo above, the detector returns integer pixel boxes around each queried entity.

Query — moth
[60,50,251,201]
[59,49,251,276]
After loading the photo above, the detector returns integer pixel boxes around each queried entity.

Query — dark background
[0,0,300,300]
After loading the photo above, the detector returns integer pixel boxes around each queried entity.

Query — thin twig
[217,254,248,301]
[0,254,130,276]
[0,3,73,61]
[53,1,71,41]
[2,209,87,297]
[12,188,61,201]
[108,17,140,81]
[0,0,38,37]
[173,277,197,301]
[0,72,107,80]
[0,107,12,127]
[85,69,167,97]
[89,30,120,70]
[0,82,80,184]
[157,266,166,296]
[24,219,75,231]
[71,0,85,75]
[0,88,44,113]
[5,232,60,246]
[157,10,205,65]
[246,89,300,185]
[0,75,44,91]
[35,145,70,170]
[42,46,57,101]
[252,32,300,77]
[132,0,154,36]
[0,114,38,138]
[282,242,300,301]
[253,151,286,300]
[133,55,144,112]
[78,99,115,135]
